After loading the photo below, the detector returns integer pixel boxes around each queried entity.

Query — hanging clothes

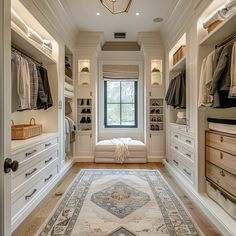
[28,61,39,109]
[165,72,186,109]
[11,53,21,112]
[229,42,236,96]
[17,55,31,110]
[64,116,76,154]
[65,100,72,115]
[198,50,215,107]
[37,66,53,110]
[209,41,236,108]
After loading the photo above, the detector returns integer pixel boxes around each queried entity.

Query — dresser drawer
[12,148,58,192]
[206,132,236,155]
[206,162,236,197]
[206,180,236,220]
[11,136,58,165]
[12,162,58,219]
[206,146,236,175]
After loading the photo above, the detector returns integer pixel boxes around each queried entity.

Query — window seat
[95,139,147,163]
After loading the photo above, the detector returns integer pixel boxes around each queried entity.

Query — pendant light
[100,0,132,15]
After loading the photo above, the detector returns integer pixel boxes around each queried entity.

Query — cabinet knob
[4,158,19,173]
[220,136,223,142]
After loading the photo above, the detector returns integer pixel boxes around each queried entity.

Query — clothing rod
[11,45,42,65]
[216,31,236,48]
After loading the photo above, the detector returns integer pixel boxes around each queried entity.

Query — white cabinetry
[11,133,58,231]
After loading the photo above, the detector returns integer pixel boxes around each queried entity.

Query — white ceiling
[62,0,180,42]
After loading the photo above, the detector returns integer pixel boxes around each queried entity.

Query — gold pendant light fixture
[100,0,132,15]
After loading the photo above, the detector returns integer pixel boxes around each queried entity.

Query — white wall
[98,51,144,141]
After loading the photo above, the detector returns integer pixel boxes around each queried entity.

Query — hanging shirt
[229,42,236,97]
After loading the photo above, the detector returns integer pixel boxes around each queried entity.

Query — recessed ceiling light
[96,12,100,16]
[136,12,140,16]
[153,17,163,23]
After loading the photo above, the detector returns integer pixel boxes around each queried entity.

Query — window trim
[104,80,138,128]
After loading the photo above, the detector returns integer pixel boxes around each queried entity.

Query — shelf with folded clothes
[11,21,55,65]
[199,1,236,46]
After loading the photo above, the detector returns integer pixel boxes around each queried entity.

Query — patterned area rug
[38,169,202,236]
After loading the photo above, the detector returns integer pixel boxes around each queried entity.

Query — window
[104,80,137,128]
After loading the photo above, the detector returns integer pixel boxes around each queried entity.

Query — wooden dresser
[205,130,236,220]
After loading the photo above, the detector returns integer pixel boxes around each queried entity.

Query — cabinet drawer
[171,131,194,150]
[206,162,236,197]
[181,164,194,182]
[11,136,58,165]
[12,162,58,219]
[12,149,58,191]
[206,132,236,155]
[206,146,236,175]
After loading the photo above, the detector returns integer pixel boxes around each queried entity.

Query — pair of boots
[80,117,91,123]
[80,99,90,106]
[81,109,91,113]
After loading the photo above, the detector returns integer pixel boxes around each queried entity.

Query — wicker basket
[11,118,42,140]
[207,20,223,33]
[173,45,186,65]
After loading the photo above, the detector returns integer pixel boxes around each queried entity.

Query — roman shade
[103,65,139,79]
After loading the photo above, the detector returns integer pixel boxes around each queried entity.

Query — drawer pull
[44,174,53,182]
[25,189,37,200]
[220,136,223,142]
[185,153,191,158]
[185,139,191,144]
[25,149,37,157]
[174,146,178,150]
[45,143,52,148]
[184,168,191,176]
[220,152,223,159]
[220,170,225,177]
[173,160,179,165]
[45,157,53,164]
[174,135,179,138]
[25,168,37,177]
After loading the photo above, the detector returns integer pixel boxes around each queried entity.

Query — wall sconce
[151,67,162,85]
[80,67,90,85]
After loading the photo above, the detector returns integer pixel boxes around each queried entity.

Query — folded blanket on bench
[111,138,131,163]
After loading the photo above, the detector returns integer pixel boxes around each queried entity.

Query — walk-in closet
[0,0,235,235]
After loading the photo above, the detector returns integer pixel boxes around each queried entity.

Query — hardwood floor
[13,163,222,236]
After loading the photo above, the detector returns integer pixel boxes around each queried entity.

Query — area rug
[38,169,202,236]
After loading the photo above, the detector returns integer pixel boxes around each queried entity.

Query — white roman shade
[103,65,139,79]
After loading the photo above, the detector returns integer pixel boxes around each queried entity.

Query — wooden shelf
[11,23,56,65]
[200,13,236,46]
[170,57,186,72]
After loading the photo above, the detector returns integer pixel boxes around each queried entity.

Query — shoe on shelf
[86,117,91,123]
[150,109,155,114]
[81,109,86,113]
[80,117,86,123]
[87,109,91,113]
[155,125,159,130]
[151,124,155,130]
[157,117,162,122]
[80,99,84,106]
[156,109,160,114]
[87,99,90,106]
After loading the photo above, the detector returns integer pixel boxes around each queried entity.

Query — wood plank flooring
[13,163,222,236]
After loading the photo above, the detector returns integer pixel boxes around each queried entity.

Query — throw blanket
[111,138,131,163]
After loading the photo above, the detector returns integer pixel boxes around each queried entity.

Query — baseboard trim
[163,159,236,236]
[74,156,95,162]
[148,156,165,163]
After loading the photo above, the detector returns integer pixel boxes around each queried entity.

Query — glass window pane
[107,81,120,103]
[121,82,135,103]
[107,104,120,126]
[121,104,135,126]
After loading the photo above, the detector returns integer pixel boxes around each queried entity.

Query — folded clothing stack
[43,40,53,55]
[64,81,74,98]
[203,0,236,29]
[176,111,187,125]
[11,9,28,35]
